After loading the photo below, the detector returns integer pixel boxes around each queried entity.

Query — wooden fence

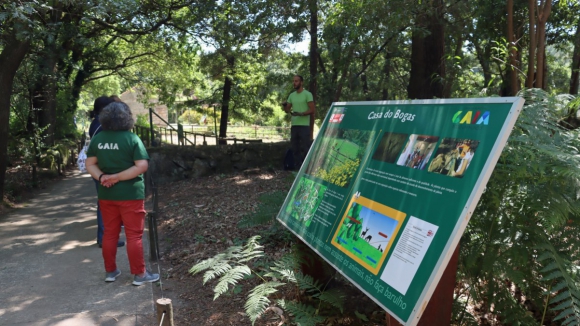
[133,108,290,146]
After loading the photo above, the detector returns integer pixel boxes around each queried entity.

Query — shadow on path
[0,171,157,326]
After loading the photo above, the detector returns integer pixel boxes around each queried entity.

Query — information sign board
[277,98,524,325]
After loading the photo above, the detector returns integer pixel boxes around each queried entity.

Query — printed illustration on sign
[305,128,372,188]
[396,134,440,170]
[331,195,406,274]
[371,132,410,164]
[285,177,327,227]
[380,216,439,295]
[427,138,480,178]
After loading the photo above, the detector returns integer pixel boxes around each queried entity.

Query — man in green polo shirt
[282,75,316,169]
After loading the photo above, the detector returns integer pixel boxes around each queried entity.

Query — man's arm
[300,101,315,116]
[282,102,291,113]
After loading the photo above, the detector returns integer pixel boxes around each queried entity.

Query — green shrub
[456,89,580,325]
[190,236,344,325]
[178,109,202,125]
[136,113,150,127]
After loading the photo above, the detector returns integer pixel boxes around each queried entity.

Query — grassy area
[330,139,359,160]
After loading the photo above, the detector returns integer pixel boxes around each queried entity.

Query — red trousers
[99,199,146,275]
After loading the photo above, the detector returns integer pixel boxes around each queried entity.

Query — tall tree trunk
[506,0,519,96]
[407,0,446,99]
[219,56,235,145]
[570,20,580,95]
[63,46,86,114]
[328,36,344,102]
[361,58,371,100]
[31,49,59,147]
[0,32,31,201]
[535,0,552,89]
[444,34,463,97]
[542,48,548,90]
[381,50,392,100]
[472,39,493,90]
[70,61,93,113]
[34,6,62,145]
[333,69,348,102]
[39,51,59,145]
[308,0,317,140]
[526,0,536,88]
[333,52,352,102]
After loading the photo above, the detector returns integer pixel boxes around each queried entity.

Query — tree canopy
[2,1,580,323]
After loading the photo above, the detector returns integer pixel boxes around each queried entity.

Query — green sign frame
[276,97,524,325]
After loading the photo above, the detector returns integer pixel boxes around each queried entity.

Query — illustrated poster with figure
[276,98,524,325]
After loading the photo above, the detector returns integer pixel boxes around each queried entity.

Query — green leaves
[189,235,264,299]
[245,281,285,323]
[537,242,580,324]
[276,299,326,326]
[190,235,345,325]
[460,89,580,324]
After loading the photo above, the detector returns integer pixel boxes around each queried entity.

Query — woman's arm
[86,157,103,181]
[100,160,148,187]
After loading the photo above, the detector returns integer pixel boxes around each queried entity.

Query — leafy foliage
[245,281,285,323]
[456,89,580,325]
[190,235,263,300]
[276,299,326,325]
[537,242,580,325]
[190,236,344,325]
[135,114,150,128]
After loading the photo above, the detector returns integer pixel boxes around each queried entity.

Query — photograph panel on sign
[371,132,410,164]
[395,134,440,170]
[427,138,480,178]
[305,128,372,188]
[331,194,406,274]
[284,177,327,227]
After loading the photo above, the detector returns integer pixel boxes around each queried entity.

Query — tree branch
[355,25,409,78]
[83,51,157,83]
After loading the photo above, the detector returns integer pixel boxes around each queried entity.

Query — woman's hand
[100,174,119,188]
[99,160,148,188]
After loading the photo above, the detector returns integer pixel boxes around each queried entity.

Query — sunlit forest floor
[154,170,389,325]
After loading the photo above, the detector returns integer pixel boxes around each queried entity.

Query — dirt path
[0,171,158,326]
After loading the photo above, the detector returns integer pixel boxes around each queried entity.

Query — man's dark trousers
[291,125,311,169]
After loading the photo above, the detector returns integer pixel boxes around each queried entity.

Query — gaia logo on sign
[452,111,490,125]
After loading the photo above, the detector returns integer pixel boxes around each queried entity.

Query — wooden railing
[134,108,290,147]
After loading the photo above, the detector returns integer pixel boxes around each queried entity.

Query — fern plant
[456,89,580,325]
[190,236,344,325]
[189,235,264,300]
[537,241,580,325]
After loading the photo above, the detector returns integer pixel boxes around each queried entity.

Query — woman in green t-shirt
[86,102,159,286]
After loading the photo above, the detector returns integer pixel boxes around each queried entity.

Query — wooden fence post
[148,211,158,261]
[156,298,174,326]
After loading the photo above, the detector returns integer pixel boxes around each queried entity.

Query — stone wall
[147,142,290,184]
[120,89,169,126]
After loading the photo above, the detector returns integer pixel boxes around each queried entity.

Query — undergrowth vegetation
[456,89,580,325]
[190,236,345,325]
[191,89,580,325]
